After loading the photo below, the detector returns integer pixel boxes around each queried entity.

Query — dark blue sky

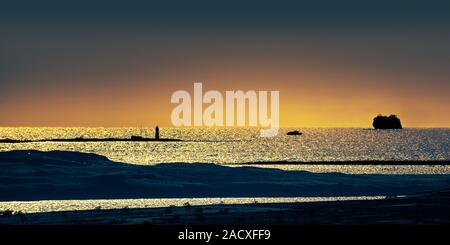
[1,1,449,24]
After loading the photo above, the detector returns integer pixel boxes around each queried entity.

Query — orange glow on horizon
[1,54,449,128]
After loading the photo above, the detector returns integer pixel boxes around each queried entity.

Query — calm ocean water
[0,127,449,174]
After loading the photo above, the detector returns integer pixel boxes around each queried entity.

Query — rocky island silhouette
[373,114,403,129]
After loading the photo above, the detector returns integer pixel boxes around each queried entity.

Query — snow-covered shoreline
[1,150,450,202]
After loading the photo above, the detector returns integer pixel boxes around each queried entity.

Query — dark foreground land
[1,188,450,225]
[1,150,450,201]
[1,150,450,225]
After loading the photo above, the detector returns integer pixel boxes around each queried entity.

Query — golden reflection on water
[0,127,449,174]
[0,196,385,214]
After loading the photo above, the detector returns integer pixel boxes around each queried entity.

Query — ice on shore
[1,150,450,201]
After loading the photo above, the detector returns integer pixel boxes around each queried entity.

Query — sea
[0,127,449,213]
[0,127,449,171]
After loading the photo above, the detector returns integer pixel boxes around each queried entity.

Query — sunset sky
[1,1,449,127]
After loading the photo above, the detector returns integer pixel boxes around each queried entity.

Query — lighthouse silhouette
[155,126,160,140]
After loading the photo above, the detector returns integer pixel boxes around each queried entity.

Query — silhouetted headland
[373,114,403,129]
[238,160,449,166]
[0,126,182,143]
[0,136,182,144]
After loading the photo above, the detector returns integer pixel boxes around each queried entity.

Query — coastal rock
[373,115,402,129]
[287,130,302,136]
